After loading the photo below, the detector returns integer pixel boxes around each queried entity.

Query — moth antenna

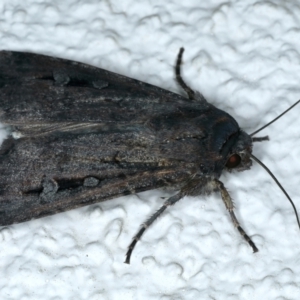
[250,99,300,136]
[175,47,196,100]
[250,154,300,230]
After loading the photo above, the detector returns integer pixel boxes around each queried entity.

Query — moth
[0,49,299,264]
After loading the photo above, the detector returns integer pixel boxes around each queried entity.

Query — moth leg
[125,193,182,264]
[175,48,207,104]
[214,179,259,253]
[175,47,195,100]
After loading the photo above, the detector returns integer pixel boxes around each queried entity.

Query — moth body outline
[0,48,298,263]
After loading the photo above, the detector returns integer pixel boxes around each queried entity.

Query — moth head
[224,130,252,172]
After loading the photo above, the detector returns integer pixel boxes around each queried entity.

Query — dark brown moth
[0,49,299,264]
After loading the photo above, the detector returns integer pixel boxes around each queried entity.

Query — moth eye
[226,154,241,168]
